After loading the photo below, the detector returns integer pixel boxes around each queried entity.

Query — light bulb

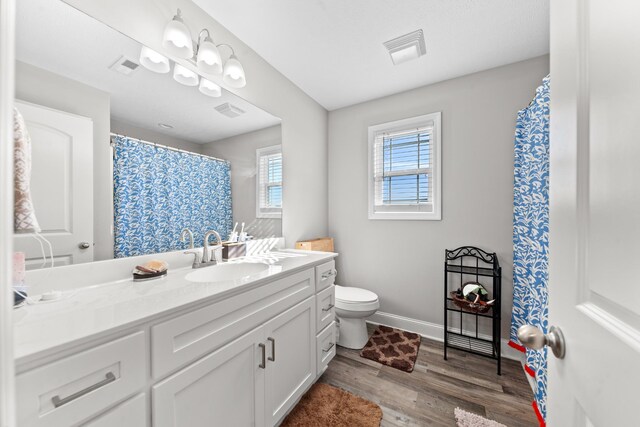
[162,9,194,59]
[139,46,170,74]
[173,64,199,86]
[199,78,222,97]
[222,55,246,88]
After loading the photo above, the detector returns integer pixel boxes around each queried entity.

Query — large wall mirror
[13,0,283,269]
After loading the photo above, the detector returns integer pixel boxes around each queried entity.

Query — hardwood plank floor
[319,325,537,426]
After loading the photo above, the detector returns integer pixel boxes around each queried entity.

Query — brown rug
[454,408,506,427]
[281,383,383,427]
[359,325,421,372]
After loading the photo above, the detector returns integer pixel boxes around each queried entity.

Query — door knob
[517,325,566,359]
[78,242,91,249]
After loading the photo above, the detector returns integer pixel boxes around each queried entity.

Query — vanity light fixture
[219,44,246,88]
[196,30,222,75]
[162,9,194,59]
[173,63,199,86]
[383,29,426,65]
[199,78,222,97]
[139,46,170,74]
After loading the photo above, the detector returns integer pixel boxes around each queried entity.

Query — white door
[264,297,315,426]
[13,100,93,268]
[152,327,265,427]
[546,0,640,425]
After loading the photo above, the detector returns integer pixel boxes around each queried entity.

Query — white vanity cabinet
[15,255,338,427]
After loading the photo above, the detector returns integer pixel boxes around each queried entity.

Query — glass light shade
[162,12,193,59]
[222,55,246,88]
[139,46,170,74]
[199,78,222,97]
[173,64,199,86]
[196,37,222,75]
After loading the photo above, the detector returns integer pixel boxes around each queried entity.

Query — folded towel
[13,107,40,233]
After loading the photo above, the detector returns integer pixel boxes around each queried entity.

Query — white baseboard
[367,311,523,362]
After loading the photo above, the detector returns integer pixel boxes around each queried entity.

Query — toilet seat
[335,286,379,312]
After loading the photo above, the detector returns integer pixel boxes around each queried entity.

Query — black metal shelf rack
[444,246,502,375]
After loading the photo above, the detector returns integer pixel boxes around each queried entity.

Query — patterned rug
[359,325,421,372]
[281,383,383,427]
[454,408,506,427]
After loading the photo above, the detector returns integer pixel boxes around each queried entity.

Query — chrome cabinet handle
[321,269,337,280]
[322,343,335,353]
[517,325,566,359]
[267,337,276,362]
[78,242,91,249]
[258,343,266,369]
[51,372,116,408]
[322,304,335,312]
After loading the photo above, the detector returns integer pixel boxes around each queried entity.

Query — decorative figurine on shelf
[457,282,496,307]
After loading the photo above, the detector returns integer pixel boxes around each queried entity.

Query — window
[368,112,441,220]
[256,145,282,218]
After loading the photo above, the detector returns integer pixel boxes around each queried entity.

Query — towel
[13,107,40,233]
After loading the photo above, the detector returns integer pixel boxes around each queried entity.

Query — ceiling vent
[215,103,245,118]
[109,55,140,76]
[383,29,426,65]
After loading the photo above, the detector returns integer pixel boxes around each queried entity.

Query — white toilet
[335,285,380,349]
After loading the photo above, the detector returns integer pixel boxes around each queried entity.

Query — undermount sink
[185,263,270,283]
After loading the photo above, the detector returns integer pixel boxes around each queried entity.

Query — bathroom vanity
[14,250,337,426]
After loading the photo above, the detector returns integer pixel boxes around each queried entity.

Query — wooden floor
[319,326,537,427]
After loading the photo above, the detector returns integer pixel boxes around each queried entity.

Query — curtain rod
[110,132,229,164]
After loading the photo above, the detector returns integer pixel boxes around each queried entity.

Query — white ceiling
[16,0,281,144]
[194,0,550,110]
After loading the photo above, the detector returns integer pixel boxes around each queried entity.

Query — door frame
[0,0,16,425]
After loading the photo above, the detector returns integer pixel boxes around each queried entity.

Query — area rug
[359,325,421,372]
[281,383,383,427]
[454,408,506,427]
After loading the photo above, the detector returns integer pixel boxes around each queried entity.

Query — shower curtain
[113,135,233,258]
[509,76,550,426]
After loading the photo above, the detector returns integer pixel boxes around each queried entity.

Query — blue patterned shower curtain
[113,135,233,258]
[509,76,550,426]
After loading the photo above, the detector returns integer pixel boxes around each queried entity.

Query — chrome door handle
[78,242,91,249]
[517,325,566,359]
[322,343,335,353]
[321,270,337,280]
[258,343,266,369]
[51,372,116,408]
[322,304,335,312]
[267,337,275,362]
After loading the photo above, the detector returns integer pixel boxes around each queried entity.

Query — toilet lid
[335,286,378,304]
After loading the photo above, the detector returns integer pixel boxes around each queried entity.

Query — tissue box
[223,242,246,260]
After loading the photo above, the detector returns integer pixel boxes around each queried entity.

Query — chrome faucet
[203,230,223,264]
[184,229,223,268]
[179,228,194,249]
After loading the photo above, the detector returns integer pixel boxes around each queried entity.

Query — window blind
[257,147,282,218]
[372,125,433,212]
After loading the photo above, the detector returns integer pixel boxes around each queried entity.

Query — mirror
[13,0,283,269]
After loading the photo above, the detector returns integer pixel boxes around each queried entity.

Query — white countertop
[14,250,337,364]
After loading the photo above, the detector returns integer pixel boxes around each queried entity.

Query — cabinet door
[264,297,316,425]
[152,327,265,427]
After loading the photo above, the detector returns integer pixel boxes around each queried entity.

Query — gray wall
[203,125,282,238]
[14,61,113,261]
[111,118,203,154]
[327,55,550,338]
[64,0,329,248]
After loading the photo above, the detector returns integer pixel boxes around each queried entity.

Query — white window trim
[256,144,282,219]
[368,112,442,221]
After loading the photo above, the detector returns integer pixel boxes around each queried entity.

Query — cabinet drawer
[17,332,145,427]
[152,268,314,379]
[82,393,146,427]
[315,260,336,292]
[316,285,335,333]
[316,322,337,375]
